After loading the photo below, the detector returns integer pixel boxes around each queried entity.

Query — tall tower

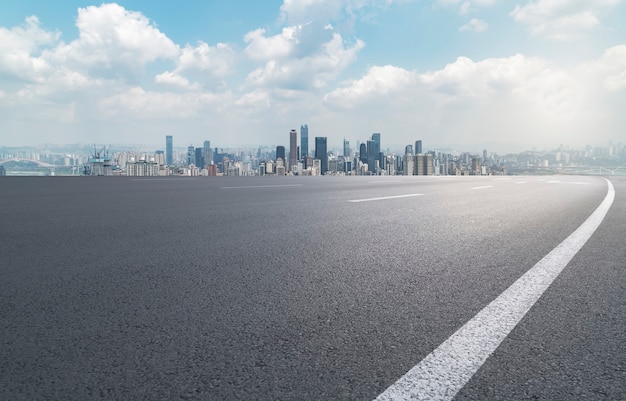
[187,145,195,166]
[166,135,173,165]
[300,125,308,159]
[195,147,204,169]
[415,140,422,154]
[367,139,377,173]
[343,138,350,158]
[276,146,286,162]
[372,133,381,150]
[315,137,328,175]
[359,143,367,163]
[289,129,297,169]
[203,140,213,166]
[368,133,381,173]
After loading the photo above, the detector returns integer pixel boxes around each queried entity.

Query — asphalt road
[1,175,624,400]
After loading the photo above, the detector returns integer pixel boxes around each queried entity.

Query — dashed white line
[470,185,493,190]
[375,178,615,401]
[220,184,303,189]
[516,181,528,184]
[348,194,424,203]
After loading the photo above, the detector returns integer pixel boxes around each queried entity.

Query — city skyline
[1,1,625,152]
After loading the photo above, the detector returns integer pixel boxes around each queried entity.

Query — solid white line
[470,185,493,190]
[220,184,303,189]
[547,180,590,185]
[131,178,198,181]
[375,178,615,401]
[348,194,424,203]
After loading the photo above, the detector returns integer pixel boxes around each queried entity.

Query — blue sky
[1,0,625,153]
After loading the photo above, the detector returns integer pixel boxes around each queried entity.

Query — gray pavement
[1,175,624,400]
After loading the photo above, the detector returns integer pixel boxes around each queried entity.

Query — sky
[1,0,625,153]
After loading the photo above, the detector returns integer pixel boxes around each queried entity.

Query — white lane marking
[492,177,511,181]
[470,185,493,190]
[516,181,528,184]
[348,194,424,203]
[368,181,401,184]
[220,184,303,189]
[375,178,615,401]
[131,178,198,181]
[547,180,590,185]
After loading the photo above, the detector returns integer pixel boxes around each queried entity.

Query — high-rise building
[289,129,297,169]
[414,153,433,175]
[404,155,415,176]
[367,139,376,172]
[166,135,173,165]
[195,147,204,169]
[276,146,286,163]
[187,145,195,166]
[300,124,308,159]
[415,140,422,154]
[359,143,367,163]
[405,145,413,155]
[367,133,381,173]
[315,137,328,175]
[372,133,381,150]
[343,138,350,158]
[203,140,213,166]
[416,154,425,175]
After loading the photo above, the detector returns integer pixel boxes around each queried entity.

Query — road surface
[1,175,624,400]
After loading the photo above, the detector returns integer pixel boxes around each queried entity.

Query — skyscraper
[315,137,328,175]
[415,140,422,154]
[372,133,381,150]
[203,140,213,166]
[367,139,377,173]
[368,133,381,173]
[166,135,173,165]
[300,125,308,159]
[359,143,367,163]
[289,129,297,169]
[276,146,286,162]
[195,148,204,169]
[343,138,350,158]
[187,146,195,166]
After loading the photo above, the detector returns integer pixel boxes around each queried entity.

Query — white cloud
[437,0,497,14]
[156,42,235,90]
[98,87,225,119]
[459,18,488,32]
[245,32,364,90]
[43,3,178,84]
[154,71,200,90]
[244,27,302,61]
[324,65,417,108]
[0,16,59,82]
[321,53,620,149]
[511,0,623,40]
[280,0,398,27]
[578,45,626,92]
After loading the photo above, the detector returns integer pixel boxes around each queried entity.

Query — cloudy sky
[1,0,625,153]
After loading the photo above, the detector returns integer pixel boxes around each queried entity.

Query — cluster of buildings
[1,132,624,177]
[151,127,498,177]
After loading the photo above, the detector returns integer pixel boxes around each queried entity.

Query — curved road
[1,175,624,400]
